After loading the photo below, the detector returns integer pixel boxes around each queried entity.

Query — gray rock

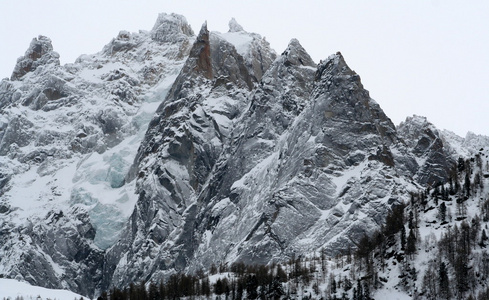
[11,36,60,81]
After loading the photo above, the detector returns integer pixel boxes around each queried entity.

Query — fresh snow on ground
[0,278,83,300]
[374,288,412,300]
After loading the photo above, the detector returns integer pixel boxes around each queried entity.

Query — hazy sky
[1,1,488,137]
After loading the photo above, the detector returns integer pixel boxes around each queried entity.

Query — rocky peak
[150,13,194,43]
[281,38,315,68]
[315,52,357,82]
[249,38,315,116]
[11,35,60,80]
[398,115,455,185]
[311,52,396,146]
[194,22,212,79]
[228,18,244,32]
[162,22,212,101]
[398,115,439,151]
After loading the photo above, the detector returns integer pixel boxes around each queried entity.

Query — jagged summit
[150,13,194,43]
[281,38,315,67]
[228,17,244,32]
[198,21,208,35]
[11,35,60,81]
[1,12,488,299]
[399,114,430,128]
[315,51,358,82]
[0,12,196,296]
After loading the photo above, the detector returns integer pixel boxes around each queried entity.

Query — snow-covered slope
[0,13,194,297]
[0,278,83,300]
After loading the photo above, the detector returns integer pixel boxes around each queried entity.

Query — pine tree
[148,282,159,300]
[449,177,455,195]
[465,172,471,197]
[246,274,259,299]
[439,261,450,300]
[269,277,285,300]
[363,281,371,300]
[422,263,437,298]
[330,274,337,295]
[406,228,417,258]
[356,280,364,300]
[481,229,488,247]
[408,211,414,230]
[215,278,224,295]
[201,276,211,297]
[276,263,287,282]
[98,291,108,300]
[159,279,166,299]
[439,202,447,223]
[401,225,406,251]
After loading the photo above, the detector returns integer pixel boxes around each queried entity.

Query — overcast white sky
[1,1,488,136]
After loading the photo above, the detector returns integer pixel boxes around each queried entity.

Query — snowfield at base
[0,278,83,300]
[374,288,412,300]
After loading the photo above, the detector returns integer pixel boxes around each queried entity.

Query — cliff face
[0,13,469,297]
[102,21,457,289]
[0,13,194,297]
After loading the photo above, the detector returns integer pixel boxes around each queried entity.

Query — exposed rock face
[102,34,454,289]
[11,36,60,81]
[187,51,403,268]
[0,13,476,297]
[397,115,455,185]
[151,13,194,43]
[0,208,104,296]
[105,20,277,289]
[0,14,194,297]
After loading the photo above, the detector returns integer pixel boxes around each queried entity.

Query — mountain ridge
[0,13,486,298]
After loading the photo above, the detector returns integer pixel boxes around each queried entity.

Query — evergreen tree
[330,274,337,295]
[458,157,465,172]
[214,278,224,295]
[363,281,371,300]
[406,228,417,258]
[481,229,488,247]
[464,172,471,197]
[449,177,455,195]
[202,276,211,297]
[439,261,450,300]
[422,263,437,298]
[246,274,259,299]
[408,211,414,230]
[98,291,108,300]
[343,277,353,292]
[128,283,137,300]
[439,202,447,223]
[147,282,159,300]
[268,277,285,300]
[158,279,166,299]
[276,263,287,282]
[138,281,148,300]
[356,280,364,300]
[401,225,406,250]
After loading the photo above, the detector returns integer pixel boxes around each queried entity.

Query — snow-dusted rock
[104,20,277,289]
[0,13,487,298]
[397,115,456,185]
[0,13,195,297]
[11,36,60,81]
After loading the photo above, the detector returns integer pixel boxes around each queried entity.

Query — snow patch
[0,278,84,300]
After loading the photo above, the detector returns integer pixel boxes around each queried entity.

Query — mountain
[0,13,487,298]
[0,13,194,296]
